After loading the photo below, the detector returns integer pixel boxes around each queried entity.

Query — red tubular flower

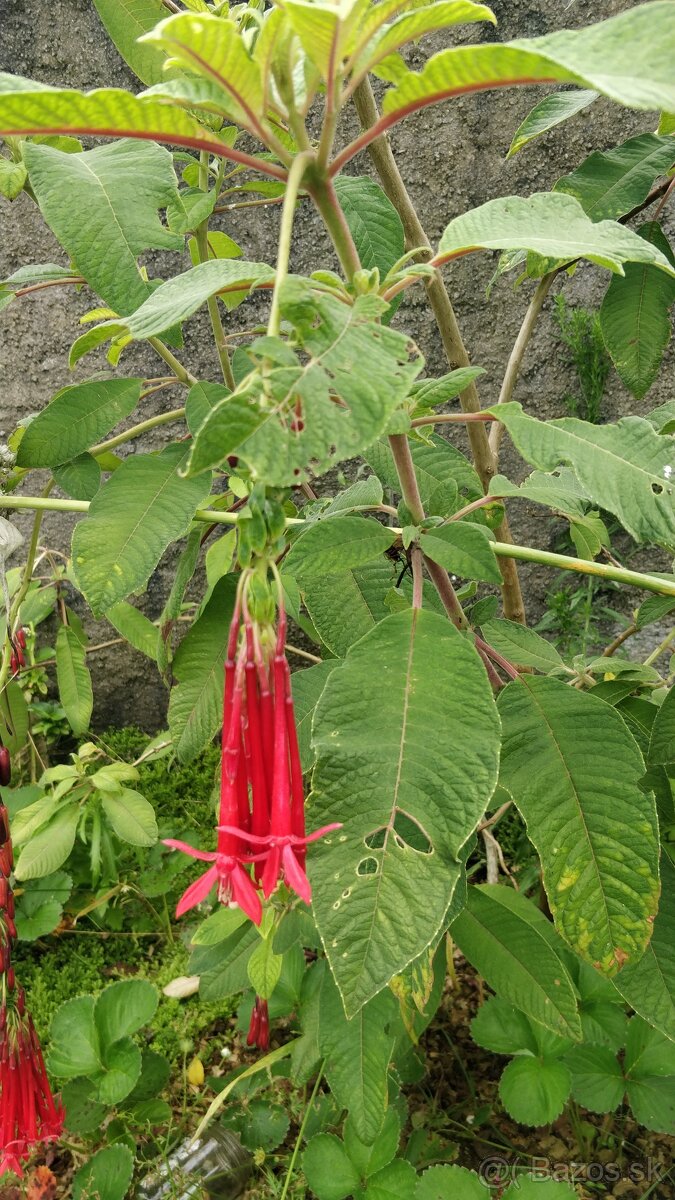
[246,996,270,1052]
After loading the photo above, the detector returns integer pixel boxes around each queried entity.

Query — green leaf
[291,661,335,773]
[322,476,384,516]
[106,601,159,660]
[14,870,72,941]
[437,192,675,274]
[362,1159,418,1199]
[508,89,597,157]
[471,995,538,1057]
[498,676,659,974]
[62,1079,107,1135]
[0,74,235,170]
[126,1049,170,1102]
[101,788,158,847]
[648,685,675,766]
[380,4,675,125]
[191,922,259,1000]
[247,937,283,1000]
[352,1,495,80]
[286,517,396,582]
[16,378,142,467]
[479,619,564,674]
[490,467,588,518]
[72,444,207,615]
[452,886,582,1039]
[499,1056,571,1126]
[311,609,500,1015]
[93,0,178,86]
[303,560,401,657]
[319,972,397,1142]
[53,454,102,501]
[187,279,422,487]
[415,1166,490,1200]
[410,368,486,413]
[24,140,183,315]
[335,176,405,275]
[0,157,27,199]
[555,135,675,222]
[303,1134,360,1200]
[236,1100,290,1152]
[95,979,158,1045]
[56,624,93,736]
[600,222,675,400]
[0,680,29,754]
[615,855,675,1042]
[419,521,501,584]
[366,434,482,509]
[96,1036,142,1104]
[503,1182,576,1200]
[168,574,238,761]
[48,995,102,1078]
[73,1145,134,1200]
[568,511,609,561]
[565,1043,625,1113]
[191,906,247,947]
[14,803,81,880]
[624,1017,675,1133]
[489,403,675,548]
[344,1108,400,1179]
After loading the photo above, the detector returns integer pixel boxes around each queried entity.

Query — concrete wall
[1,0,673,727]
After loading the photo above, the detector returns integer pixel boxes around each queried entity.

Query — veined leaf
[334,176,405,276]
[168,575,238,762]
[92,258,273,343]
[291,662,335,773]
[420,521,501,584]
[500,1056,571,1125]
[615,855,675,1042]
[285,517,396,581]
[53,455,101,502]
[17,378,142,468]
[303,559,402,657]
[379,4,675,128]
[24,140,184,315]
[106,601,159,660]
[452,885,582,1039]
[187,278,422,487]
[284,0,370,79]
[0,74,239,159]
[489,403,675,548]
[367,433,482,509]
[480,618,565,674]
[140,14,264,133]
[600,222,675,401]
[490,467,588,517]
[554,134,675,222]
[508,89,597,157]
[410,367,486,412]
[351,1,495,80]
[310,609,500,1015]
[498,676,660,974]
[56,625,93,736]
[72,444,208,615]
[436,192,675,274]
[93,0,177,87]
[101,789,158,847]
[14,804,81,881]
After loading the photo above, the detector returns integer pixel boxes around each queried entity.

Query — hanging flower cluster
[0,786,64,1178]
[166,570,340,926]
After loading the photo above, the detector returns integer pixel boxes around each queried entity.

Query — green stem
[492,542,675,597]
[147,338,198,388]
[196,151,236,390]
[0,480,53,695]
[310,176,362,280]
[644,626,675,667]
[280,1064,325,1200]
[489,272,556,461]
[268,151,314,338]
[91,408,186,457]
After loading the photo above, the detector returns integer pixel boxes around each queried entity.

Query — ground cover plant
[1,0,675,1195]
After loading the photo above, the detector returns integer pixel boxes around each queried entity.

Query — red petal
[230,864,263,925]
[163,839,217,862]
[282,844,312,905]
[175,865,219,917]
[303,823,343,844]
[261,845,282,899]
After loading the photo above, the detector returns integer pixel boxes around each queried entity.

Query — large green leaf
[283,0,369,79]
[187,279,422,486]
[415,1166,490,1200]
[600,222,675,401]
[499,1055,571,1125]
[498,676,660,974]
[490,403,675,548]
[318,971,398,1142]
[436,192,675,274]
[507,89,597,157]
[615,855,675,1042]
[310,609,500,1015]
[16,378,142,468]
[334,176,405,276]
[23,140,183,315]
[0,74,238,158]
[141,13,264,132]
[72,444,207,615]
[303,560,401,657]
[48,996,102,1078]
[56,625,93,736]
[73,1145,134,1200]
[168,575,238,762]
[452,885,582,1039]
[303,1134,360,1200]
[95,979,158,1045]
[554,135,675,222]
[379,4,675,127]
[285,517,396,581]
[106,600,159,660]
[101,788,158,847]
[479,618,565,674]
[419,521,501,584]
[291,661,335,773]
[351,1,495,82]
[13,804,81,881]
[93,0,176,87]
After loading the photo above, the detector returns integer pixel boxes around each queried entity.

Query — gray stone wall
[1,0,673,728]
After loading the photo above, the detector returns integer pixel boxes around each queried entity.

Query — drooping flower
[0,800,64,1178]
[246,996,270,1052]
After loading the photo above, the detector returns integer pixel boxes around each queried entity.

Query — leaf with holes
[379,4,675,129]
[24,140,184,315]
[187,278,422,486]
[72,444,208,616]
[489,403,675,548]
[508,89,597,157]
[498,676,660,974]
[554,134,675,222]
[437,192,675,274]
[310,609,500,1015]
[600,222,675,401]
